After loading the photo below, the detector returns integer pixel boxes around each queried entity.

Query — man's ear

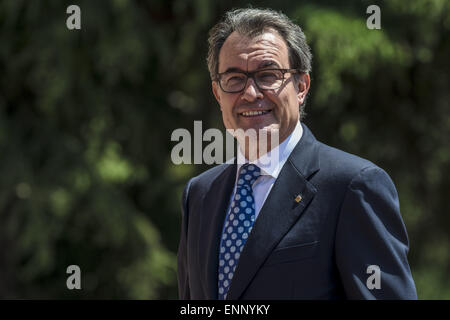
[296,73,310,106]
[212,81,221,106]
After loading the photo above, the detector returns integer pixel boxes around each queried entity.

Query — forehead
[218,30,290,72]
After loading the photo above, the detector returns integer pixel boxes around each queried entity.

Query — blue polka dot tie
[218,163,261,300]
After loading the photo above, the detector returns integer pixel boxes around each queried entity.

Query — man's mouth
[239,110,272,117]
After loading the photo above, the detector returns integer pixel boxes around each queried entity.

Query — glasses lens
[255,70,284,89]
[220,72,247,92]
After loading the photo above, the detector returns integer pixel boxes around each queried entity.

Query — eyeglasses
[216,68,301,93]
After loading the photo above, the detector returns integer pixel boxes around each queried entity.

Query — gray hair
[207,7,312,81]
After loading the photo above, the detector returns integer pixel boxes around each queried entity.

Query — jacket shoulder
[315,141,381,182]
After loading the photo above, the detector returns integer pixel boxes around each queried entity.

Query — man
[177,8,417,299]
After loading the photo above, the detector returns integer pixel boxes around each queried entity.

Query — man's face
[212,30,310,145]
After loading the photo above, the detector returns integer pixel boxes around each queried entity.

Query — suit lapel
[200,163,237,299]
[226,123,321,300]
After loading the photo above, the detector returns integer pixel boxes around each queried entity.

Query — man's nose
[242,77,264,101]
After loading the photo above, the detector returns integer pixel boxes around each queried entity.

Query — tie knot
[237,164,261,189]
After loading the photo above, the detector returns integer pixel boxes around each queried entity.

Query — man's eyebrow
[257,61,280,69]
[221,67,245,74]
[220,61,280,74]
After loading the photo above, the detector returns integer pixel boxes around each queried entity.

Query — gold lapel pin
[295,194,302,203]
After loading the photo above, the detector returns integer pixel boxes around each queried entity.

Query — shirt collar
[235,120,303,179]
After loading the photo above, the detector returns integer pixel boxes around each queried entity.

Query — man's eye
[226,75,245,83]
[258,72,278,80]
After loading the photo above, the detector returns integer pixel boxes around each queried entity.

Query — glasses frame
[215,68,302,93]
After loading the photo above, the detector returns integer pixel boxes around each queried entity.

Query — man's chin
[235,120,278,132]
[231,123,280,155]
[230,122,279,136]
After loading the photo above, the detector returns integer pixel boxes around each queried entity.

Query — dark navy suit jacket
[177,123,417,299]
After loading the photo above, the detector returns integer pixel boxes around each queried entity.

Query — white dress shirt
[226,120,303,220]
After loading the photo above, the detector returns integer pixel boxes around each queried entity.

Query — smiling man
[177,7,417,300]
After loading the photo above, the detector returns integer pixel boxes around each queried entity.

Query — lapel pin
[295,194,302,203]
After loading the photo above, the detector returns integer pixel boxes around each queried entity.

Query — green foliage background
[0,0,449,299]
